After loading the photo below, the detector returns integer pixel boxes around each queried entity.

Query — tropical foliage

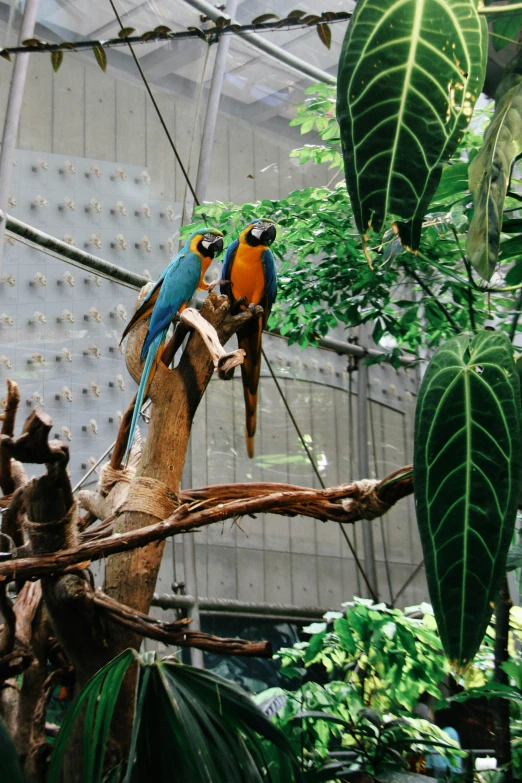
[48,650,302,783]
[253,601,468,781]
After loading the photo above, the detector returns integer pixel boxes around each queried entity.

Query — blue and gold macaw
[121,227,224,462]
[221,218,277,458]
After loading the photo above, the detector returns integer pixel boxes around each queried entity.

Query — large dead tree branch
[0,466,413,582]
[0,379,21,495]
[94,590,271,657]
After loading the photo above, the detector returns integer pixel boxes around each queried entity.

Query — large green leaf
[48,649,137,783]
[336,0,487,250]
[49,652,301,783]
[414,331,522,669]
[467,51,522,280]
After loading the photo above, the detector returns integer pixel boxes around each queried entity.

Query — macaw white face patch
[201,233,215,249]
[251,221,274,239]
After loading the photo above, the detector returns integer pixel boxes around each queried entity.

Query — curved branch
[0,467,413,582]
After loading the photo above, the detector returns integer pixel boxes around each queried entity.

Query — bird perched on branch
[221,218,277,458]
[121,227,224,463]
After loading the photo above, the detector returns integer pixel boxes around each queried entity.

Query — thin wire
[348,362,361,596]
[367,383,394,604]
[392,560,424,606]
[262,347,378,602]
[108,0,201,207]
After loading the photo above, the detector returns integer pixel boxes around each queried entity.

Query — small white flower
[115,304,127,321]
[115,167,127,181]
[140,170,151,185]
[31,311,46,324]
[115,200,127,216]
[33,272,47,287]
[60,347,73,362]
[61,385,73,402]
[140,235,152,253]
[165,205,175,222]
[0,355,11,369]
[89,382,101,398]
[91,164,102,178]
[88,418,99,434]
[1,273,15,287]
[62,271,75,287]
[89,197,102,213]
[141,203,151,218]
[88,234,102,249]
[32,352,45,365]
[61,425,72,441]
[0,313,14,326]
[89,307,102,323]
[115,234,127,250]
[61,311,74,324]
[32,391,44,407]
[63,234,75,245]
[7,194,16,207]
[35,195,48,208]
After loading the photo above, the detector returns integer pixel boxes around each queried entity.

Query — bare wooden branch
[179,306,248,379]
[0,379,20,495]
[0,467,413,581]
[94,590,271,658]
[1,410,69,466]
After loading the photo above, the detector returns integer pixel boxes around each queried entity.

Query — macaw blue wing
[141,250,202,359]
[220,239,239,290]
[120,252,179,343]
[262,248,277,316]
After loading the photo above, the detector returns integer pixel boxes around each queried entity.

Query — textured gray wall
[0,46,428,615]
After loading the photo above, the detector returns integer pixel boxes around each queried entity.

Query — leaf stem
[400,261,461,333]
[508,288,522,342]
[450,227,477,331]
[479,2,522,14]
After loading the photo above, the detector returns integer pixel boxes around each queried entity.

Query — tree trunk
[492,575,512,783]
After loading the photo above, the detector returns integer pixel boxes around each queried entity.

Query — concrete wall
[0,43,428,621]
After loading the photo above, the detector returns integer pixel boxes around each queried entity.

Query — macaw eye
[254,221,273,232]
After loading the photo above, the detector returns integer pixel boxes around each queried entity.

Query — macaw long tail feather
[124,329,167,465]
[237,317,264,459]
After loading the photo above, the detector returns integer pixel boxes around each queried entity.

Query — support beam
[0,0,40,269]
[183,0,337,85]
[195,0,239,203]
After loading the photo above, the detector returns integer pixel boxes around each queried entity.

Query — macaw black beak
[212,238,224,256]
[261,224,276,246]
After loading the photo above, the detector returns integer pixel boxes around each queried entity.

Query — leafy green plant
[48,650,302,783]
[253,602,469,781]
[276,600,448,713]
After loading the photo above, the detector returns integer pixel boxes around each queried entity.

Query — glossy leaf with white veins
[414,331,521,669]
[467,49,522,280]
[337,0,487,250]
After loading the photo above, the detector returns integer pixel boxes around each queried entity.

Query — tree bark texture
[492,575,512,783]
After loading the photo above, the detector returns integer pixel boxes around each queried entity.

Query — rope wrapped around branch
[341,479,392,520]
[99,463,136,495]
[120,477,179,519]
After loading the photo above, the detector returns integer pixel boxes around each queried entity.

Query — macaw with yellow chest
[221,218,277,458]
[121,227,224,463]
